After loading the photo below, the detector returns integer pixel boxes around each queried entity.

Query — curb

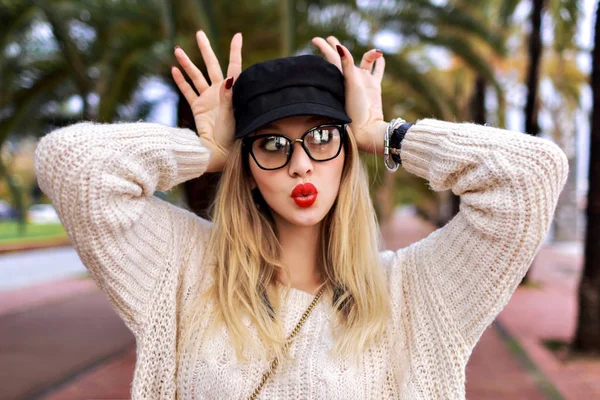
[0,238,71,254]
[493,320,565,400]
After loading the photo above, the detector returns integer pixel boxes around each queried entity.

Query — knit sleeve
[34,121,212,337]
[391,118,568,350]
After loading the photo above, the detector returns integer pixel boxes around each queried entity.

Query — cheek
[323,151,345,197]
[249,159,283,198]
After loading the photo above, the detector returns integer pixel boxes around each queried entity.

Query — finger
[311,37,341,70]
[360,49,383,73]
[174,47,209,93]
[326,35,342,50]
[196,30,224,83]
[372,54,386,83]
[336,44,356,81]
[216,77,235,145]
[226,33,243,79]
[171,66,199,105]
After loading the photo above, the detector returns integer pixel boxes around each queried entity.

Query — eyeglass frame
[242,123,347,171]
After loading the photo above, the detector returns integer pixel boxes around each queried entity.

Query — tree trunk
[281,0,296,56]
[449,75,488,219]
[525,0,544,137]
[521,0,545,283]
[573,3,600,355]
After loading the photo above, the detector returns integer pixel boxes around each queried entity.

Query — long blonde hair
[183,128,390,361]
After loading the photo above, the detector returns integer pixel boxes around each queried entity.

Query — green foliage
[0,221,67,243]
[0,0,586,222]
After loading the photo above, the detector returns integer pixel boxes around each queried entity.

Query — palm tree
[525,0,545,137]
[2,0,507,223]
[573,0,600,355]
[541,0,584,242]
[1,0,180,220]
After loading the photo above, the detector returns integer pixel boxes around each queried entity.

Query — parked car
[27,204,60,224]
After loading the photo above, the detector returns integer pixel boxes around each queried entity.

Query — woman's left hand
[312,36,388,155]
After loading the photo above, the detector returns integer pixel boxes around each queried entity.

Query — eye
[259,136,288,152]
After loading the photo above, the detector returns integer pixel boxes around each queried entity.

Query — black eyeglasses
[242,123,346,170]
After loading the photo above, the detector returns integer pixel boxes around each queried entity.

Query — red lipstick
[290,183,318,208]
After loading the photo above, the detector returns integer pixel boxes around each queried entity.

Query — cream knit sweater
[35,119,568,399]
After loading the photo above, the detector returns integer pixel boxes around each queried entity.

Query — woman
[35,31,568,399]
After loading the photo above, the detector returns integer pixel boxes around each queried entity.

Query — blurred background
[1,0,599,399]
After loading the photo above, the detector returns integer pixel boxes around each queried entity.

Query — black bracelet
[390,122,413,165]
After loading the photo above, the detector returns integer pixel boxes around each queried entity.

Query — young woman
[35,31,568,399]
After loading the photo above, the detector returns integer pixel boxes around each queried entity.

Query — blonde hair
[182,128,390,361]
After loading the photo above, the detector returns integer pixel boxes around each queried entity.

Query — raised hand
[312,36,388,155]
[172,31,243,172]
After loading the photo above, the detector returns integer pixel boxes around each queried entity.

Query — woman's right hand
[172,31,243,172]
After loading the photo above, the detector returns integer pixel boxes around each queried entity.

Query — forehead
[254,115,334,134]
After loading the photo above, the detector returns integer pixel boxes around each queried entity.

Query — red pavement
[0,282,134,400]
[498,245,600,399]
[3,209,599,399]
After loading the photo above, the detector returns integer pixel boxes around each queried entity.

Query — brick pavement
[0,286,134,400]
[6,208,599,399]
[498,245,600,399]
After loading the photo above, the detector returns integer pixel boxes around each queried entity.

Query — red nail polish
[174,45,181,50]
[375,49,383,54]
[336,45,345,57]
[225,77,234,89]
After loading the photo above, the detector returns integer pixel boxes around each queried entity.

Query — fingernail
[225,77,234,89]
[174,45,181,51]
[375,49,383,54]
[197,29,203,35]
[336,45,344,57]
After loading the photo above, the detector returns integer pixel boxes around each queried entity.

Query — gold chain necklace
[248,285,326,400]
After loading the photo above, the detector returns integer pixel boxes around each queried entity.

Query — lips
[290,183,318,208]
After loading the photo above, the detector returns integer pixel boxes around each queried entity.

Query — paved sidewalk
[498,244,600,399]
[381,208,548,400]
[0,284,134,400]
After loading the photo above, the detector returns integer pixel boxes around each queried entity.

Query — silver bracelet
[384,118,405,172]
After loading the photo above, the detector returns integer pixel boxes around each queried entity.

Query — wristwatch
[384,119,414,171]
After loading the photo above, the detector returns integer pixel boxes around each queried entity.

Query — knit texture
[35,119,568,399]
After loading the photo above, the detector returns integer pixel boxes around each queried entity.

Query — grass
[543,339,571,361]
[0,221,67,245]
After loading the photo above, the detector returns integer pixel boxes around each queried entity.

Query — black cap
[232,55,351,139]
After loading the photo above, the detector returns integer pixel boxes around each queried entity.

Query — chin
[274,205,330,227]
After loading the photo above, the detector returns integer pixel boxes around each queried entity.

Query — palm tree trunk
[0,154,25,233]
[449,75,487,218]
[525,0,544,137]
[573,3,600,354]
[521,0,545,283]
[281,0,296,56]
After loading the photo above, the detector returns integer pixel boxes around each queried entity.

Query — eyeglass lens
[251,125,342,169]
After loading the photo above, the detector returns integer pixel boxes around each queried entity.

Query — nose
[288,141,313,177]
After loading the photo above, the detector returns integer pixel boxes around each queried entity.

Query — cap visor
[236,103,352,138]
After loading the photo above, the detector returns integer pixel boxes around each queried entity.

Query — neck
[275,219,323,294]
